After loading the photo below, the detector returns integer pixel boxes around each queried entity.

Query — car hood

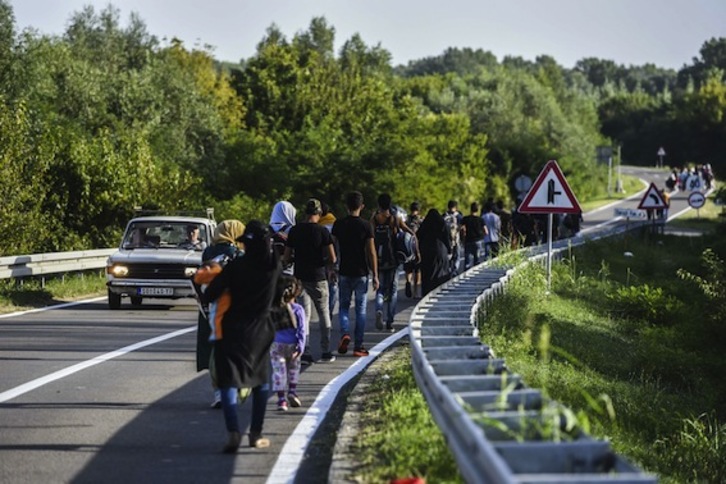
[107,249,202,265]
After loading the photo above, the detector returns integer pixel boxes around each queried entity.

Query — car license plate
[138,287,174,296]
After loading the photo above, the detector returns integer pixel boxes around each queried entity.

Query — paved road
[0,166,691,484]
[0,286,417,484]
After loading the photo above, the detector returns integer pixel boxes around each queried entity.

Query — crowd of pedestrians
[192,193,580,453]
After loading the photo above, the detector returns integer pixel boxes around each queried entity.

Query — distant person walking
[461,202,487,270]
[371,193,411,332]
[482,202,502,259]
[443,200,463,276]
[202,220,281,452]
[417,208,452,296]
[404,201,423,298]
[332,191,379,357]
[284,199,337,363]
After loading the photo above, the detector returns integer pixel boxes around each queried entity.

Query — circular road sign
[688,191,706,209]
[514,174,533,193]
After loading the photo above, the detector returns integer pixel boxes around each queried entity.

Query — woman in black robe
[203,220,281,452]
[417,209,452,296]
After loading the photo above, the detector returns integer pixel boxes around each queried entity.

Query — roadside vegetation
[0,271,106,313]
[354,346,463,483]
[361,212,726,482]
[2,1,725,257]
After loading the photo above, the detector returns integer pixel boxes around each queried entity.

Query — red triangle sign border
[518,160,582,214]
[637,182,668,210]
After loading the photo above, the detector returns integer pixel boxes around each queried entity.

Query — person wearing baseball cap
[282,199,337,363]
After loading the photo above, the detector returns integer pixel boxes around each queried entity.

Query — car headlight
[107,264,129,277]
[184,267,197,278]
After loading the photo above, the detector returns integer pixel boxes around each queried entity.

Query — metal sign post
[518,160,582,292]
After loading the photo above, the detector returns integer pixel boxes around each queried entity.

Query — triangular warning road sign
[518,160,581,214]
[637,183,668,210]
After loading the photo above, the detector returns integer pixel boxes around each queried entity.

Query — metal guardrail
[409,220,658,483]
[0,249,115,280]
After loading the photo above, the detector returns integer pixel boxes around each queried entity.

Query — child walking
[269,275,307,411]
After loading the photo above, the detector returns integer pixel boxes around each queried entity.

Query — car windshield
[122,221,209,251]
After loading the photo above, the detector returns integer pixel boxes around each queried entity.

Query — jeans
[299,279,332,354]
[338,275,369,349]
[376,266,399,324]
[464,240,483,270]
[328,276,338,321]
[221,382,269,434]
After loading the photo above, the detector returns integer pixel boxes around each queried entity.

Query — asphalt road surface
[0,166,695,484]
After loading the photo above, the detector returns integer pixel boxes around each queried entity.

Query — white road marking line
[265,329,408,484]
[0,326,195,403]
[0,297,107,319]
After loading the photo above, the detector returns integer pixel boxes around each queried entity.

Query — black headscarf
[237,220,276,268]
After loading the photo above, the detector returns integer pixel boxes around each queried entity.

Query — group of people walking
[192,193,516,453]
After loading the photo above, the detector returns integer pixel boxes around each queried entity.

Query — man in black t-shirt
[284,199,337,363]
[331,191,379,357]
[462,202,487,270]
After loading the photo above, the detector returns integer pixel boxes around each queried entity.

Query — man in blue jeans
[332,191,379,356]
[370,194,415,332]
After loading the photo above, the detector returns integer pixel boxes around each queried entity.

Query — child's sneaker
[375,310,383,330]
[337,334,351,354]
[353,346,369,357]
[277,398,288,411]
[287,393,302,408]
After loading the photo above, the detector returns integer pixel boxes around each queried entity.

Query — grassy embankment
[356,186,725,483]
[0,271,107,314]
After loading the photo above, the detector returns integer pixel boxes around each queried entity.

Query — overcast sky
[8,0,726,69]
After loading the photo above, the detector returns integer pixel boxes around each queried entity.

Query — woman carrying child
[269,275,307,411]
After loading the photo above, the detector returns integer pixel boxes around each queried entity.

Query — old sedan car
[106,211,216,309]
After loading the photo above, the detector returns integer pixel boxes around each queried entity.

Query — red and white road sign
[518,160,581,214]
[688,192,706,209]
[637,183,668,210]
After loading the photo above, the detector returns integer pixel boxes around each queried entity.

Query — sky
[8,0,726,70]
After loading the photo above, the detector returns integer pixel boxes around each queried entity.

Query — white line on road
[265,329,409,484]
[0,325,195,403]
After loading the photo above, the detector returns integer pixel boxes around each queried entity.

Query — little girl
[269,275,307,411]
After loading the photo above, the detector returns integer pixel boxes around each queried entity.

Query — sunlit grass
[579,174,646,212]
[480,230,726,483]
[354,347,463,484]
[0,271,106,313]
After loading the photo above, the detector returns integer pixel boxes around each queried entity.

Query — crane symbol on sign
[547,179,561,204]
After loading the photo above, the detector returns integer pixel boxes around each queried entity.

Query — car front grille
[125,264,192,279]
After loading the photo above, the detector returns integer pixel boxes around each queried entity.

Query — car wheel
[130,296,143,306]
[108,290,122,310]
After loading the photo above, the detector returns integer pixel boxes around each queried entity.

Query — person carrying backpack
[370,193,415,332]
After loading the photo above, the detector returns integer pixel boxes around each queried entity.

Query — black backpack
[374,215,397,270]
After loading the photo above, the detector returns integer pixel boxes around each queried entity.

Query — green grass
[480,228,726,483]
[0,271,107,313]
[354,347,463,483]
[579,174,645,212]
[668,191,725,231]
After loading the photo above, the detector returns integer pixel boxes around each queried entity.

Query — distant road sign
[657,147,666,156]
[686,174,703,191]
[688,192,706,209]
[518,160,581,214]
[514,174,533,193]
[637,183,668,210]
[614,208,646,219]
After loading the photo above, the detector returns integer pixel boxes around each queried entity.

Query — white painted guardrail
[0,249,115,280]
[409,220,658,483]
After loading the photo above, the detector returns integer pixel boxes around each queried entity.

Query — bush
[606,284,683,331]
